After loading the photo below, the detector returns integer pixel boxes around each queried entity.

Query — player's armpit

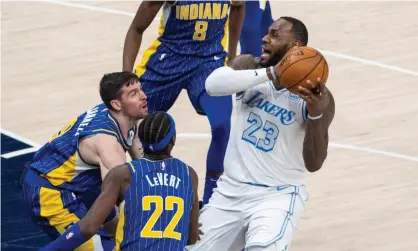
[123,1,164,71]
[79,165,132,238]
[228,1,245,63]
[302,88,335,172]
[95,134,127,179]
[188,166,200,245]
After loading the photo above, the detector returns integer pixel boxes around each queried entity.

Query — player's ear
[292,40,301,48]
[171,134,176,147]
[110,99,122,111]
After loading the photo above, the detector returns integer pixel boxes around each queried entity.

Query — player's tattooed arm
[123,1,164,71]
[188,165,200,245]
[300,81,335,172]
[228,1,245,64]
[79,165,132,239]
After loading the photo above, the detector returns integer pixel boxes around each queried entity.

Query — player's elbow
[187,231,199,245]
[305,163,322,173]
[305,154,327,173]
[205,78,219,96]
[205,67,231,96]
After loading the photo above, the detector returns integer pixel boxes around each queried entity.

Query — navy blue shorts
[136,45,227,115]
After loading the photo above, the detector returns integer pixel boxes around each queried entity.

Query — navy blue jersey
[158,0,230,56]
[115,157,194,251]
[29,103,135,193]
[135,1,231,75]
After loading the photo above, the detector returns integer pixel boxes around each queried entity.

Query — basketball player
[40,112,200,251]
[187,17,335,251]
[22,72,148,251]
[123,1,245,206]
[240,0,274,57]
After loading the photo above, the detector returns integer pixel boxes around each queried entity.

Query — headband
[142,114,176,152]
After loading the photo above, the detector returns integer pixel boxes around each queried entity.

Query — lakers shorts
[22,169,115,251]
[135,45,227,115]
[186,175,309,251]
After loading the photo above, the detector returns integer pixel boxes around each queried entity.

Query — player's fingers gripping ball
[273,46,329,94]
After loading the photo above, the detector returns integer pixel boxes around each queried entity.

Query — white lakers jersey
[224,81,308,186]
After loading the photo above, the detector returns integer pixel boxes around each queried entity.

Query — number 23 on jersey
[242,112,280,152]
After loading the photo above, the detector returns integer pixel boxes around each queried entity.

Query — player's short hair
[99,72,139,109]
[138,112,172,154]
[281,16,309,46]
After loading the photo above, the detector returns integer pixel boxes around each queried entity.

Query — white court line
[1,128,41,147]
[1,129,41,158]
[177,133,418,163]
[1,129,417,162]
[5,1,416,162]
[40,0,135,17]
[39,0,418,77]
[320,50,418,77]
[1,147,40,159]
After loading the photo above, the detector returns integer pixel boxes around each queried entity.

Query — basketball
[275,46,329,94]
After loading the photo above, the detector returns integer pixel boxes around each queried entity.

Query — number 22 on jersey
[242,112,279,152]
[140,195,184,240]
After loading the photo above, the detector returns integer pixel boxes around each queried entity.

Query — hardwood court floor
[2,1,418,250]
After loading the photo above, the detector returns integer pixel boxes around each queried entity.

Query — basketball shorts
[22,169,115,251]
[135,45,227,115]
[185,175,309,251]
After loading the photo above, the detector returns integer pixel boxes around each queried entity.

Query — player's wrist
[307,113,323,120]
[253,68,270,84]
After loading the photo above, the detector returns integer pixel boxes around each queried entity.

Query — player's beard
[260,45,293,68]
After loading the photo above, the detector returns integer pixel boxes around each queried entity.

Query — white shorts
[186,175,308,251]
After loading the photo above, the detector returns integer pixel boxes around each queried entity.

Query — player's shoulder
[78,104,114,129]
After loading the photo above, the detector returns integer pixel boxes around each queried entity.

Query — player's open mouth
[261,49,271,61]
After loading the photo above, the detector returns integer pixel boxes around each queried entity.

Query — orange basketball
[275,46,329,94]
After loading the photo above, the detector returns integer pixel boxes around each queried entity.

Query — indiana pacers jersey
[157,1,230,56]
[224,81,308,187]
[29,103,136,193]
[115,157,193,251]
[136,1,230,76]
[135,1,231,115]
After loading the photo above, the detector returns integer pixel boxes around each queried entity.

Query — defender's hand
[229,54,261,70]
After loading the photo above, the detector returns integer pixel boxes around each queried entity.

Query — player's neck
[145,153,171,161]
[110,110,136,138]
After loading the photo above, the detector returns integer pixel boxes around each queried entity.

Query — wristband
[40,223,88,251]
[308,113,323,120]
